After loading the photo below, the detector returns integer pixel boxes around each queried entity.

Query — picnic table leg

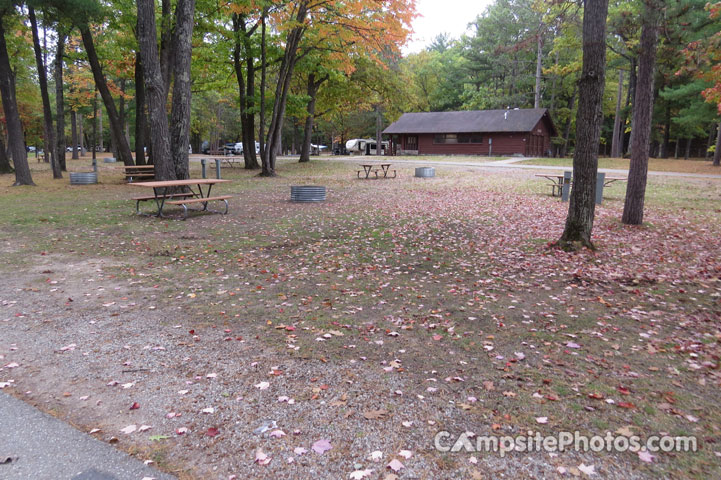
[153,187,170,217]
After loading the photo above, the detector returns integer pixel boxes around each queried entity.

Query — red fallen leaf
[189,329,195,335]
[617,386,631,395]
[206,427,220,437]
[617,402,636,409]
[285,326,296,331]
[544,394,559,401]
[588,393,604,400]
[319,384,329,390]
[129,402,140,410]
[432,335,443,341]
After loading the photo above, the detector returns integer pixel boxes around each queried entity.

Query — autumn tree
[137,0,196,180]
[622,0,662,225]
[259,0,414,176]
[28,5,61,178]
[678,1,721,165]
[0,5,34,185]
[557,0,609,249]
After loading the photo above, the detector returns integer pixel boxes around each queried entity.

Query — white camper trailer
[345,138,389,156]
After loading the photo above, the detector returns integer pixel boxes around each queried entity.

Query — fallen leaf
[255,449,271,465]
[363,409,388,420]
[387,459,405,472]
[120,425,137,434]
[312,439,333,454]
[349,470,373,479]
[637,450,654,463]
[398,450,412,459]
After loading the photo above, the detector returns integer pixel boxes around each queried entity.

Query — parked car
[233,142,243,154]
[222,143,236,155]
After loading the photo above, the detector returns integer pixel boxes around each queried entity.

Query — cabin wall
[401,133,531,156]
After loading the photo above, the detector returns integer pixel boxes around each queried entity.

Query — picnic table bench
[206,155,243,168]
[535,173,626,197]
[357,163,397,179]
[121,164,155,183]
[129,178,231,219]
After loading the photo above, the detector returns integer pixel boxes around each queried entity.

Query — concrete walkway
[0,392,176,480]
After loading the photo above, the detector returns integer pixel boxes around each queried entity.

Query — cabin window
[406,135,417,148]
[434,133,483,144]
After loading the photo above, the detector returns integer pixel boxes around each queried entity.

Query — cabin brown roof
[383,108,556,135]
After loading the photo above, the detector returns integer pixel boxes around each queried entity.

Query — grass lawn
[517,156,721,175]
[0,155,720,479]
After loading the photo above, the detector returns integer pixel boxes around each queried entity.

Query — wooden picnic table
[129,178,231,218]
[205,155,244,168]
[357,163,396,179]
[120,164,155,183]
[535,173,626,197]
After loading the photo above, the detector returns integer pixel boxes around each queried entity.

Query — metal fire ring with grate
[290,185,326,202]
[69,172,98,185]
[415,167,435,178]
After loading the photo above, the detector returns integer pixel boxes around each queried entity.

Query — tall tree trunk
[160,0,173,95]
[134,50,146,165]
[558,0,609,249]
[610,69,624,158]
[71,111,79,159]
[169,0,195,180]
[232,14,259,170]
[549,50,559,113]
[117,78,126,161]
[80,25,134,166]
[561,85,576,157]
[78,110,84,154]
[96,91,103,153]
[623,58,637,156]
[262,2,307,176]
[299,73,326,163]
[92,92,97,161]
[0,136,10,173]
[258,8,267,161]
[685,138,691,160]
[705,123,715,160]
[714,121,721,166]
[29,7,61,178]
[137,0,174,179]
[660,103,670,158]
[534,30,543,109]
[55,31,66,171]
[0,16,33,185]
[242,21,258,169]
[375,104,383,156]
[622,0,661,225]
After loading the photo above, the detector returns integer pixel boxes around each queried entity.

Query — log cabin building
[382,108,557,157]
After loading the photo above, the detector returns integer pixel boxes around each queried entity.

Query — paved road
[0,392,176,480]
[316,156,721,179]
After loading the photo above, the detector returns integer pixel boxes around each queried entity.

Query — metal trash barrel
[290,185,326,202]
[415,167,435,178]
[69,172,98,185]
[103,157,116,163]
